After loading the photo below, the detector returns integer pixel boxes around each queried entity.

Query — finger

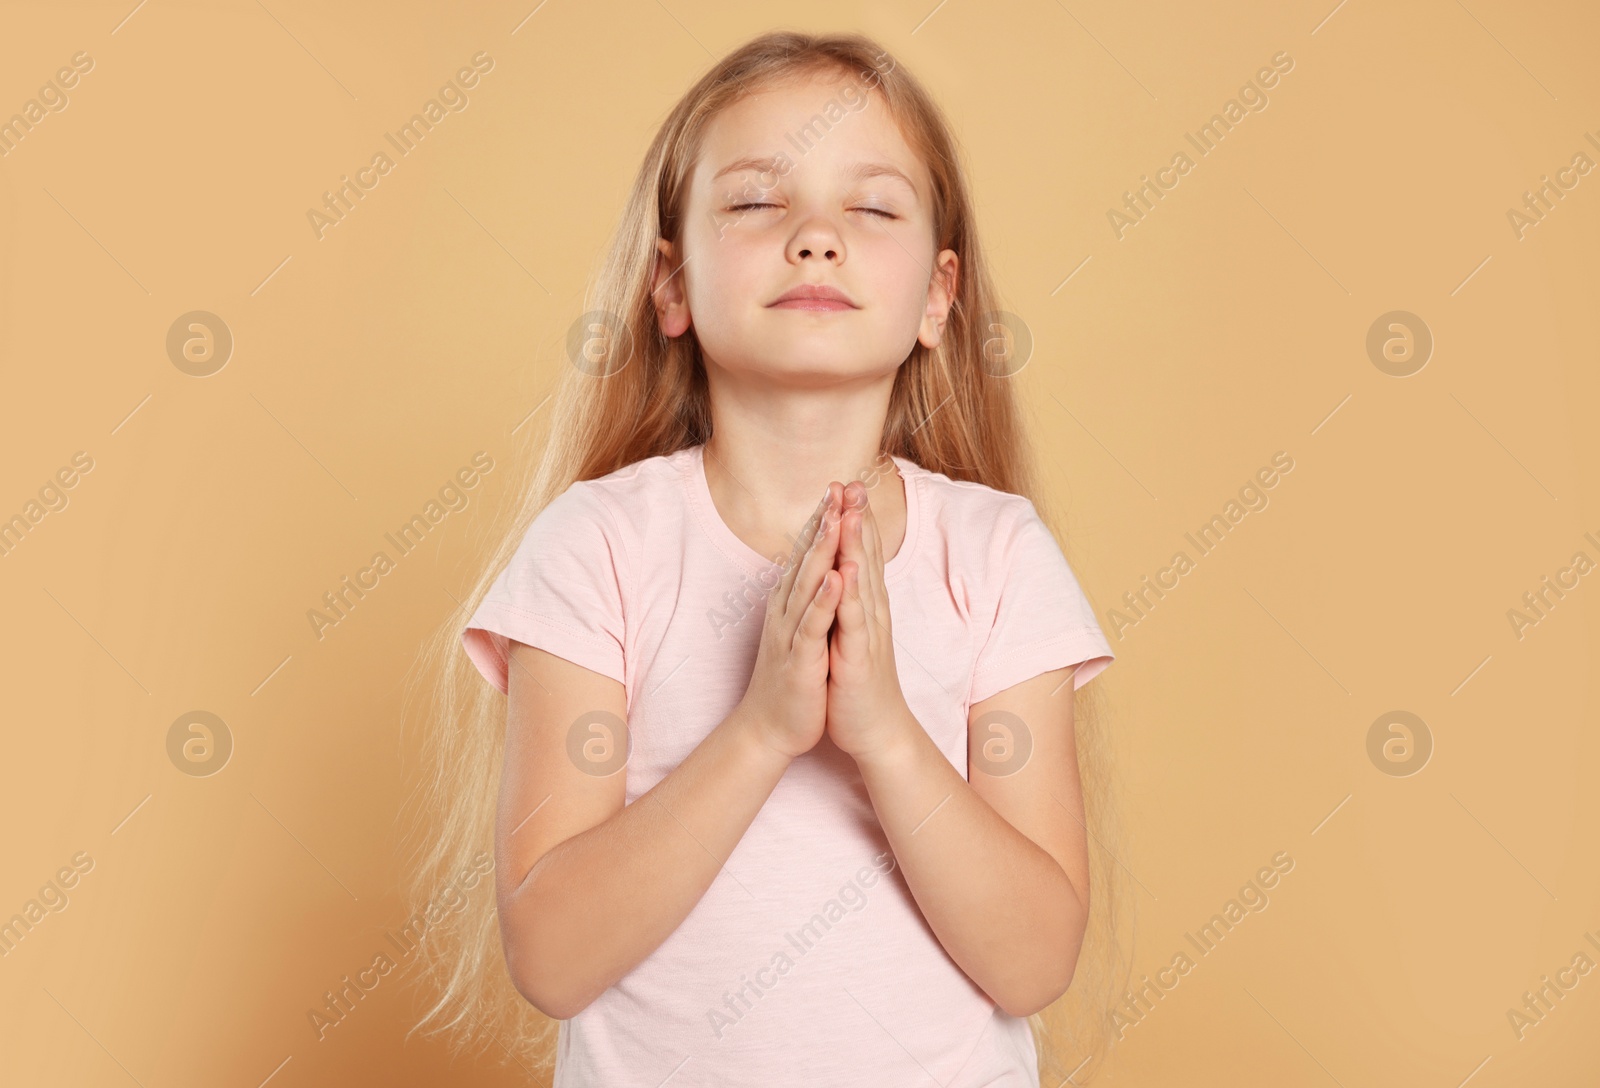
[860,483,884,572]
[835,483,868,585]
[870,490,891,599]
[793,567,840,651]
[777,484,831,594]
[862,501,891,638]
[776,484,834,616]
[832,560,866,660]
[784,487,842,622]
[774,502,825,611]
[846,481,883,619]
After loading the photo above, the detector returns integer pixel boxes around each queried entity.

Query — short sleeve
[968,500,1114,706]
[460,481,629,695]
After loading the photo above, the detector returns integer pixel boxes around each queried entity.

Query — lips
[768,283,858,310]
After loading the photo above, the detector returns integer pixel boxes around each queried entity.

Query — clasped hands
[745,475,914,765]
[809,478,911,763]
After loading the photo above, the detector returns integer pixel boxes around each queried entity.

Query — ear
[653,238,692,338]
[917,249,960,350]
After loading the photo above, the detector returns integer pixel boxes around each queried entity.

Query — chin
[726,354,875,385]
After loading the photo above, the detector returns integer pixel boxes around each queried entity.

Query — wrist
[849,705,923,776]
[729,702,800,770]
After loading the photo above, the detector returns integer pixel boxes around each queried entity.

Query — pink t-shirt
[462,443,1114,1087]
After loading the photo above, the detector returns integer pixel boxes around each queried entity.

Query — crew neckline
[683,443,921,583]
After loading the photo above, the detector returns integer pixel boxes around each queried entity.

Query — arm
[852,665,1090,1018]
[495,641,792,1020]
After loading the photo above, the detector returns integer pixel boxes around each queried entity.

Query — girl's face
[655,70,959,385]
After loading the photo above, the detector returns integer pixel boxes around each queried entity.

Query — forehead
[693,70,925,199]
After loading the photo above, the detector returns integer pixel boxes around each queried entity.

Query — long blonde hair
[400,29,1130,1083]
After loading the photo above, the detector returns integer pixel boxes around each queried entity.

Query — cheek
[679,247,765,359]
[686,227,760,297]
[867,232,934,303]
[875,255,935,335]
[685,252,756,333]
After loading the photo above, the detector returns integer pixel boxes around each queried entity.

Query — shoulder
[537,448,688,528]
[562,447,689,537]
[520,448,689,570]
[498,455,669,610]
[902,458,1040,547]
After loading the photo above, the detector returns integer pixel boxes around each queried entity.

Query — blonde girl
[406,29,1127,1087]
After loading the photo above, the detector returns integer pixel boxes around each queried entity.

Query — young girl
[408,30,1121,1087]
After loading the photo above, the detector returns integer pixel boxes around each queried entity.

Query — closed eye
[728,203,897,219]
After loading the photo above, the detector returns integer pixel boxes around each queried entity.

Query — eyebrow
[711,155,920,198]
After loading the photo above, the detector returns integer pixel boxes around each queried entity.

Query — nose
[787,215,844,264]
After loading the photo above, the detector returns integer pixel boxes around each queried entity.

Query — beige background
[2,0,1597,1084]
